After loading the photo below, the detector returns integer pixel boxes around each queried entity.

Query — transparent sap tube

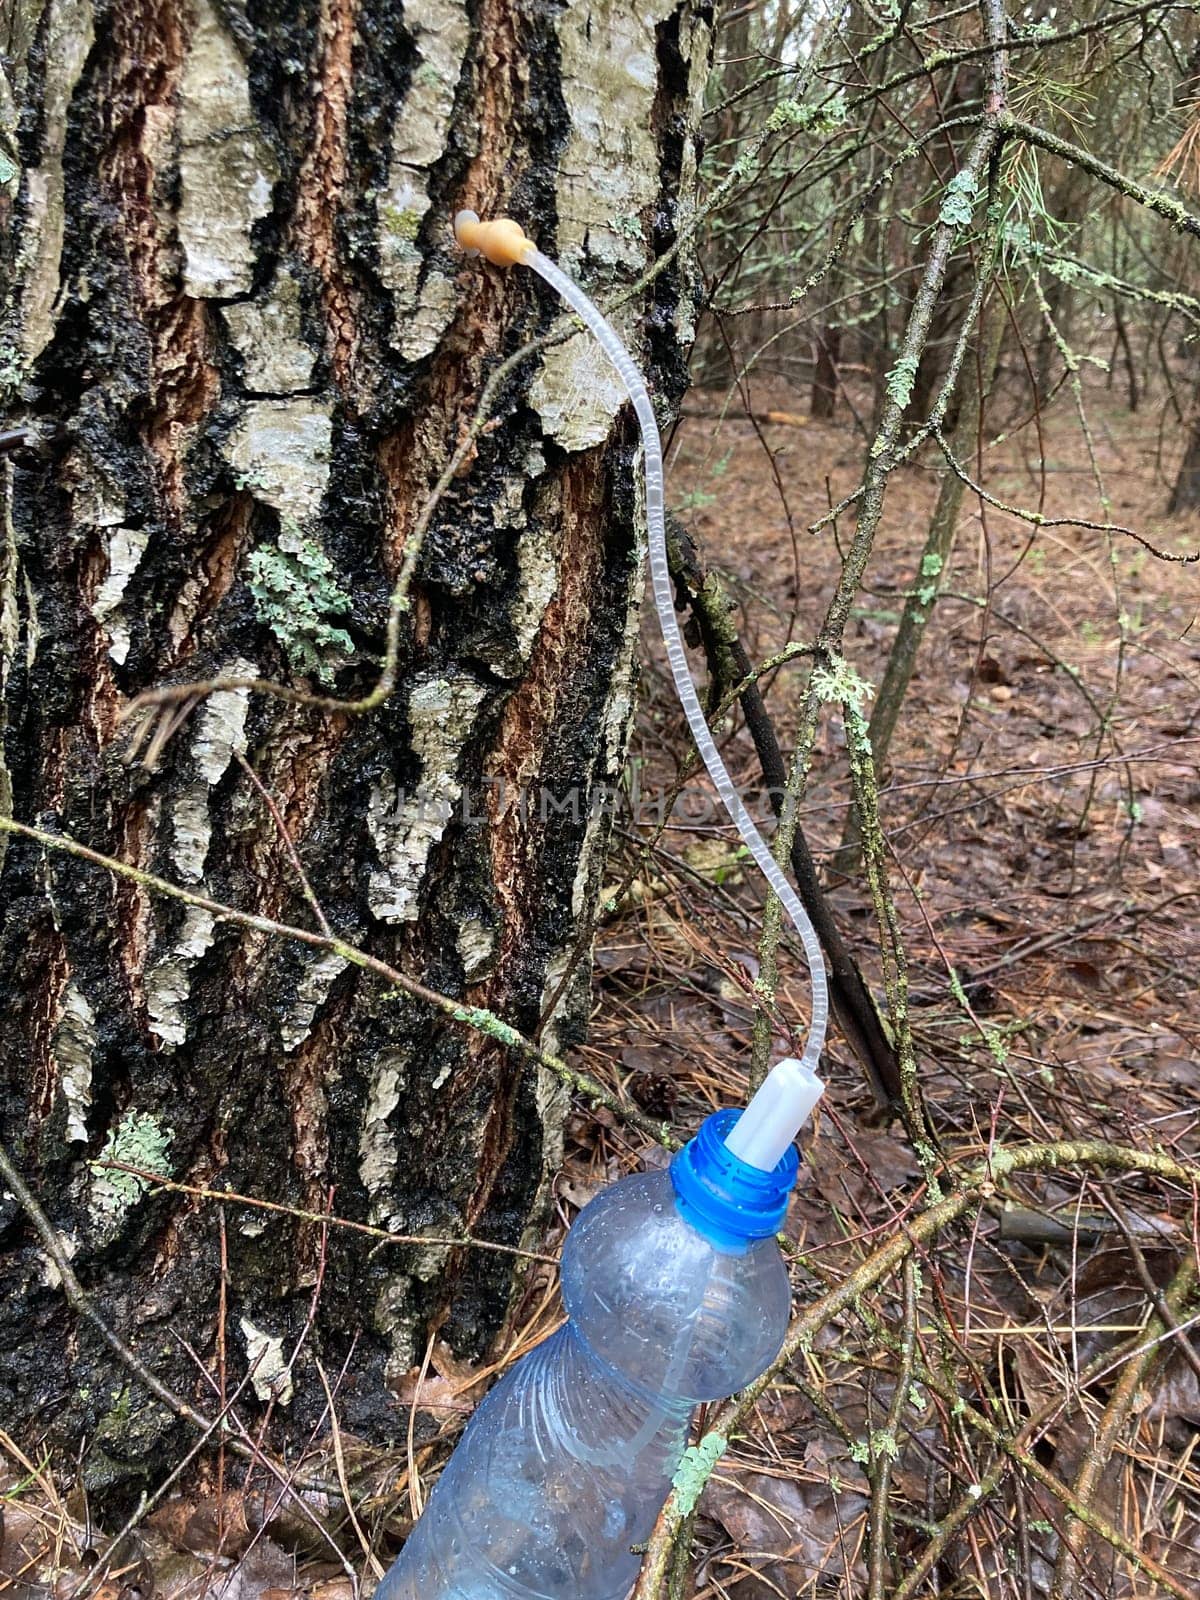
[369,218,832,1600]
[525,250,828,1170]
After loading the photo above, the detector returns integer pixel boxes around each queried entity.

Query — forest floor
[573,368,1200,1597]
[4,374,1199,1599]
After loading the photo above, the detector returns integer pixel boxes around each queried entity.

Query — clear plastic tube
[526,250,828,1166]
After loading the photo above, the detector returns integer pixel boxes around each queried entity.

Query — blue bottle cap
[670,1108,800,1250]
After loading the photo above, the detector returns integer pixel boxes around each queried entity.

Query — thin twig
[233,750,333,937]
[1051,1253,1198,1599]
[316,1358,385,1581]
[866,1256,919,1600]
[92,1160,558,1264]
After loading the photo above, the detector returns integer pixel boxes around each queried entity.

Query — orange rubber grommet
[453,209,533,268]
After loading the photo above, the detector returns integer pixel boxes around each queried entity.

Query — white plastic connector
[722,1056,824,1172]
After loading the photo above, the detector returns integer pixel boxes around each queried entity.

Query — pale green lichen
[1046,254,1081,285]
[811,653,874,709]
[886,353,919,411]
[451,1004,524,1052]
[948,965,969,1008]
[870,1427,900,1460]
[89,1111,173,1220]
[411,60,442,91]
[380,201,423,242]
[671,1431,727,1517]
[915,1140,944,1202]
[610,212,645,243]
[1153,193,1190,228]
[246,534,353,683]
[939,167,979,229]
[0,338,23,393]
[765,98,807,131]
[764,93,846,137]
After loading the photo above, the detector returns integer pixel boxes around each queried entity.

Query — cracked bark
[0,0,712,1506]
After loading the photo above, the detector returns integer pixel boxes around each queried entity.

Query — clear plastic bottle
[374,1110,800,1600]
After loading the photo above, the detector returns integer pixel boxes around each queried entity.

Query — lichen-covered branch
[1006,114,1200,237]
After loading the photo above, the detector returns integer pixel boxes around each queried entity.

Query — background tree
[0,0,713,1500]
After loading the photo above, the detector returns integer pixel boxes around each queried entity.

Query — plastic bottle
[374,1107,815,1600]
[373,213,830,1598]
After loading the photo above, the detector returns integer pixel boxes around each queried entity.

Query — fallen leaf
[705,1468,868,1596]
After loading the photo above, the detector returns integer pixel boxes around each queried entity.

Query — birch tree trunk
[0,0,712,1504]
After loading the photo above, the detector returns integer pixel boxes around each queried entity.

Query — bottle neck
[670,1109,799,1252]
